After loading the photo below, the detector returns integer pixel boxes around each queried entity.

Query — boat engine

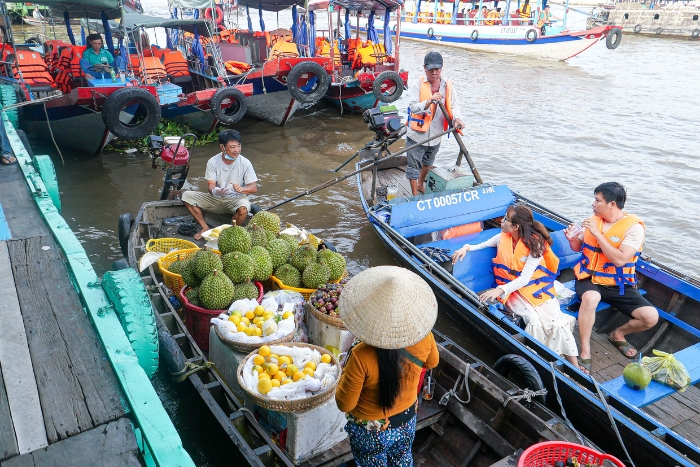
[147,133,198,200]
[362,105,405,144]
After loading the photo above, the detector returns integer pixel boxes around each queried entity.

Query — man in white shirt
[182,130,258,239]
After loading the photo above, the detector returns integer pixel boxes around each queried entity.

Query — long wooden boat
[123,198,601,466]
[356,153,700,466]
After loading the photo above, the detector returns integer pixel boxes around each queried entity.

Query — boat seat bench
[559,280,648,318]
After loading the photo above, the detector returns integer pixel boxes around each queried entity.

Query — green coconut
[623,361,652,390]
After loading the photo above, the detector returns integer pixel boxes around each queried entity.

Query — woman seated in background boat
[452,205,579,366]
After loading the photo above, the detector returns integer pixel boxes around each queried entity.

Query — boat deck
[0,163,139,466]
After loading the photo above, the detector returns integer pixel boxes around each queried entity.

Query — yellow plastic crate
[146,238,198,254]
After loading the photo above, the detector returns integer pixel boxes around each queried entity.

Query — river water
[20,7,700,465]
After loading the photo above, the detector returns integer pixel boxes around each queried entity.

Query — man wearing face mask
[182,129,258,239]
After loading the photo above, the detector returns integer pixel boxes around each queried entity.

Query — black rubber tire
[159,327,187,377]
[525,29,538,42]
[427,27,434,38]
[691,29,700,38]
[16,130,33,157]
[606,27,622,49]
[26,36,40,44]
[655,27,663,35]
[471,29,479,41]
[494,354,546,404]
[112,258,130,271]
[633,24,642,33]
[372,71,404,103]
[210,87,247,125]
[102,87,161,140]
[118,213,134,258]
[286,61,330,104]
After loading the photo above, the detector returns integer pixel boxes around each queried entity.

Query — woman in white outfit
[452,205,579,366]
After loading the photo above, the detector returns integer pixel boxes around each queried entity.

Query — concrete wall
[589,7,700,37]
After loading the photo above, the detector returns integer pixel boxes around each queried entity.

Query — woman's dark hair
[376,348,407,411]
[506,205,552,258]
[218,129,242,145]
[594,182,626,209]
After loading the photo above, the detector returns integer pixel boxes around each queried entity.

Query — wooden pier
[0,162,140,466]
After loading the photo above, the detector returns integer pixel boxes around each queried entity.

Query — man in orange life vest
[405,52,464,196]
[565,182,658,374]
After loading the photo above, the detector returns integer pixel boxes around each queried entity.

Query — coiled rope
[172,360,215,383]
[439,363,471,405]
[502,387,548,407]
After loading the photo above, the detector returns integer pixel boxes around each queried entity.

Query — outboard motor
[147,133,198,200]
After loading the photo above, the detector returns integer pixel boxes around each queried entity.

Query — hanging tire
[102,87,161,140]
[118,213,134,258]
[655,27,663,35]
[471,29,479,41]
[112,258,130,271]
[0,84,19,129]
[493,354,546,404]
[372,71,404,103]
[691,29,700,38]
[606,27,622,49]
[26,36,41,45]
[633,24,642,33]
[525,28,538,42]
[286,61,330,104]
[211,87,247,125]
[102,269,159,379]
[427,27,434,38]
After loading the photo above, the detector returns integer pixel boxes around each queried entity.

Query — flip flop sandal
[608,336,638,359]
[578,357,592,374]
[0,154,17,165]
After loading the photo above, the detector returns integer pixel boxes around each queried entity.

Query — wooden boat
[122,198,601,466]
[356,145,700,466]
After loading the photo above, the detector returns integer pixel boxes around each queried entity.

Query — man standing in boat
[405,52,464,196]
[565,182,658,373]
[182,129,258,239]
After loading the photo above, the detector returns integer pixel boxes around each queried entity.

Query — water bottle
[167,294,181,311]
[110,67,116,83]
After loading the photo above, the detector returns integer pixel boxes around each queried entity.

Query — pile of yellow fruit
[254,345,333,395]
[227,305,294,338]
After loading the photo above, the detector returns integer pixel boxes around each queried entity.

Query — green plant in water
[105,119,220,153]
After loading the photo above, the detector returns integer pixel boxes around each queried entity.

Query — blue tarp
[192,25,206,73]
[344,9,350,40]
[292,5,298,40]
[259,4,265,31]
[451,0,460,24]
[367,11,378,43]
[80,26,86,46]
[101,11,114,54]
[412,0,421,23]
[246,5,253,31]
[64,11,76,45]
[296,14,308,56]
[383,9,392,55]
[309,11,316,56]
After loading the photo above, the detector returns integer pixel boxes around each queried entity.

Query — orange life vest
[519,4,531,19]
[408,77,455,133]
[493,233,560,307]
[537,11,551,28]
[573,214,644,295]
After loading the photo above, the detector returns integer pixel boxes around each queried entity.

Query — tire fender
[655,27,663,35]
[493,354,546,404]
[427,27,434,38]
[102,87,161,140]
[633,24,642,33]
[691,29,700,39]
[471,29,479,41]
[372,70,404,103]
[102,268,159,379]
[525,28,538,42]
[606,27,622,49]
[211,87,247,125]
[286,61,330,104]
[118,213,134,258]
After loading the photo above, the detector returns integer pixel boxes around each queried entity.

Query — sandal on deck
[1,153,17,165]
[578,358,591,374]
[608,337,638,359]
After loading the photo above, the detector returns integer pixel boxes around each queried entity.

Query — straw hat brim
[339,266,437,349]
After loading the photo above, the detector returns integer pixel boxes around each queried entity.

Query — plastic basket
[145,238,198,254]
[158,248,201,295]
[180,283,264,351]
[518,441,626,467]
[270,270,349,301]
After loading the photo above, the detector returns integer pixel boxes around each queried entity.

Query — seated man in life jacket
[405,52,464,196]
[536,5,560,35]
[181,129,258,239]
[453,205,579,367]
[565,182,658,374]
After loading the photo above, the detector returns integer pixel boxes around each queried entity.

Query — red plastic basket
[179,282,264,351]
[518,441,626,467]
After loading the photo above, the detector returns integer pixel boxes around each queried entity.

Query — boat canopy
[171,0,303,12]
[329,0,403,11]
[123,12,212,35]
[39,0,123,20]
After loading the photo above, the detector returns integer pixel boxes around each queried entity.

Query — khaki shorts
[181,191,251,215]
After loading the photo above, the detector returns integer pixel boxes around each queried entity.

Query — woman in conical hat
[336,266,439,466]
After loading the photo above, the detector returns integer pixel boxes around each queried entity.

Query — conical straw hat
[339,266,437,349]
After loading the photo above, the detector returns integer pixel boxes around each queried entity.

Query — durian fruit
[222,251,255,283]
[199,270,234,310]
[290,244,317,272]
[265,230,276,243]
[317,249,346,281]
[250,245,273,282]
[218,225,252,255]
[194,250,223,279]
[181,260,202,288]
[265,239,292,270]
[274,263,302,288]
[168,259,185,275]
[248,224,268,248]
[185,287,201,306]
[250,211,281,234]
[279,233,299,250]
[233,280,259,301]
[302,262,330,289]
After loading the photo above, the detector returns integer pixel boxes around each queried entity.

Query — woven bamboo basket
[237,342,341,412]
[158,247,201,295]
[307,299,347,330]
[214,319,297,353]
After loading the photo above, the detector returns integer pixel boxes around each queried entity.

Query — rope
[43,101,64,166]
[439,363,471,405]
[502,387,548,407]
[171,360,215,383]
[590,374,637,467]
[549,361,586,445]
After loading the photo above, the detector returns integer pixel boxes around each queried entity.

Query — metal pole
[394,5,401,73]
[436,101,483,184]
[370,147,381,204]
